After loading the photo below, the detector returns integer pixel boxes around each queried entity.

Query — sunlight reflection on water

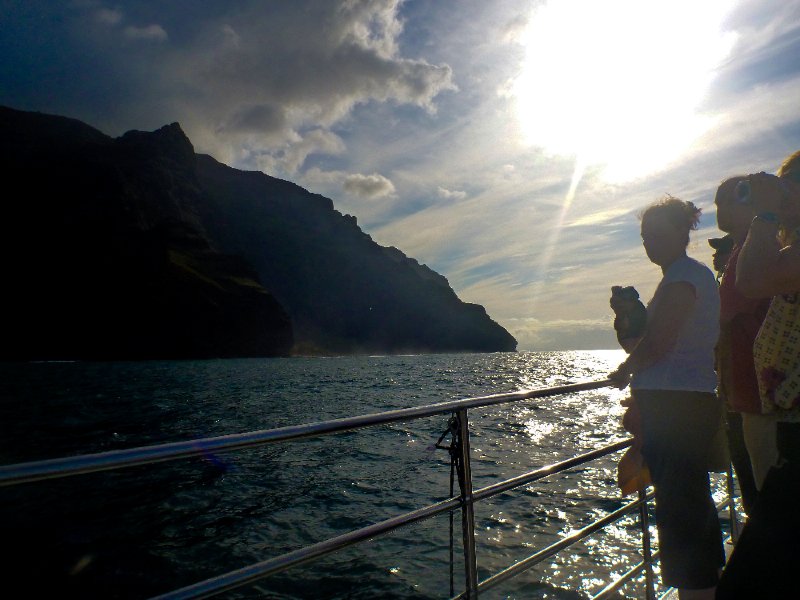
[0,350,737,599]
[524,419,556,445]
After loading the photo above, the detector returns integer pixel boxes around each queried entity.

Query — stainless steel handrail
[473,438,631,502]
[592,495,735,600]
[0,379,611,487]
[3,378,733,599]
[151,496,464,600]
[152,437,634,600]
[462,489,655,599]
[592,549,662,600]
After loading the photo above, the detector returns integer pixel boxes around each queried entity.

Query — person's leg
[725,411,759,514]
[638,390,724,592]
[716,463,799,597]
[717,423,800,599]
[649,460,722,592]
[741,412,778,489]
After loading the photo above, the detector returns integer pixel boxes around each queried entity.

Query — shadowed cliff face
[0,105,516,359]
[0,106,293,360]
[193,156,517,354]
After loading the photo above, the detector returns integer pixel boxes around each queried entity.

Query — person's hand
[608,364,632,390]
[748,172,788,216]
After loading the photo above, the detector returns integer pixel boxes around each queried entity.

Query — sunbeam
[528,158,586,314]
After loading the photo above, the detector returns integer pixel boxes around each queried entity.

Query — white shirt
[632,255,720,393]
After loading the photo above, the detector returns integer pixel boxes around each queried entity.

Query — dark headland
[0,106,517,360]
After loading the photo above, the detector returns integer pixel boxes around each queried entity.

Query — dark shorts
[716,422,800,599]
[636,389,725,589]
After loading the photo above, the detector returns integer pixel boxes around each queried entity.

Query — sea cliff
[0,106,516,359]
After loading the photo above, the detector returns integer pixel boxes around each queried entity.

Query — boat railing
[0,379,738,599]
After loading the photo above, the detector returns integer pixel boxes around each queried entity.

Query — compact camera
[734,173,788,205]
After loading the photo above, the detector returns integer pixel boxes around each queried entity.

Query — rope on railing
[434,414,461,597]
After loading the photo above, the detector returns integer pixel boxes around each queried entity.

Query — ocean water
[0,351,733,599]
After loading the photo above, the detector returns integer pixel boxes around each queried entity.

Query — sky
[3,0,800,350]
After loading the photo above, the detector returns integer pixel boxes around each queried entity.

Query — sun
[511,0,737,181]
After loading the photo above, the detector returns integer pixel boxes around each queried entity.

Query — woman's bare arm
[609,281,695,387]
[737,220,800,297]
[736,172,800,297]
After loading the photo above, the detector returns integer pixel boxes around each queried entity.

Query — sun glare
[512,0,737,181]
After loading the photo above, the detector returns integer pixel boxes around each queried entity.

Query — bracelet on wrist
[754,212,779,225]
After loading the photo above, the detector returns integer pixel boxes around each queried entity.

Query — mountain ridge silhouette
[0,105,516,358]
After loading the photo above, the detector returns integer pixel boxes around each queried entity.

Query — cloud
[500,13,530,43]
[95,8,122,26]
[567,208,633,227]
[219,104,287,136]
[254,129,347,175]
[159,1,456,175]
[6,2,454,180]
[437,186,467,200]
[344,173,396,199]
[505,317,620,351]
[367,163,674,350]
[4,1,800,352]
[90,6,166,41]
[123,24,168,41]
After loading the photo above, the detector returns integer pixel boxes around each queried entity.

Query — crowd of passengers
[606,150,800,600]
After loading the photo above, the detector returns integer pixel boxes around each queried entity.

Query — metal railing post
[638,488,656,600]
[456,409,479,599]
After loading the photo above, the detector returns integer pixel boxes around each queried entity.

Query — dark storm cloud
[0,1,455,174]
[220,104,288,136]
